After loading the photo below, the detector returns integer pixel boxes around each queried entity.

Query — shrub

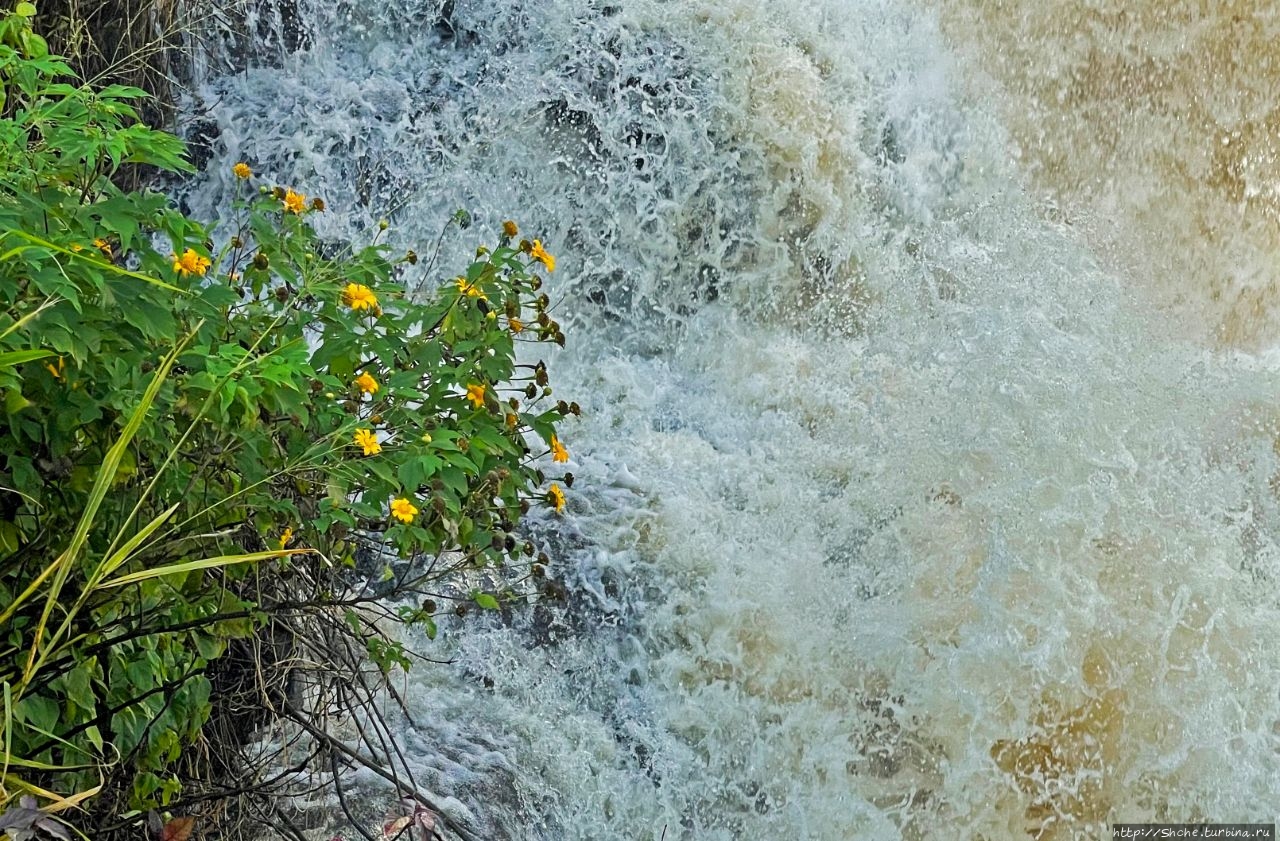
[0,2,572,829]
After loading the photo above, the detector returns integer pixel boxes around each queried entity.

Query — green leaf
[16,693,59,734]
[0,348,53,369]
[192,634,225,661]
[98,548,305,589]
[20,31,47,59]
[16,2,37,18]
[473,592,500,611]
[60,660,97,714]
[4,388,30,414]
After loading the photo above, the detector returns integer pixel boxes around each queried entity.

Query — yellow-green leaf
[97,548,311,589]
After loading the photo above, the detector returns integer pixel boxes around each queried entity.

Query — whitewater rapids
[184,0,1280,837]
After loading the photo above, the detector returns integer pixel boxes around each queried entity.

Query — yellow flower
[455,277,487,300]
[390,497,419,523]
[509,317,523,334]
[503,220,519,237]
[278,527,294,549]
[547,483,566,514]
[233,162,252,179]
[44,356,64,380]
[465,383,486,409]
[530,239,555,273]
[341,283,379,312]
[550,435,569,463]
[93,238,112,259]
[282,189,307,214]
[354,428,381,456]
[172,248,211,277]
[354,371,379,394]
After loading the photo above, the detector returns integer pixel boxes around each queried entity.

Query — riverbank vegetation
[0,3,573,838]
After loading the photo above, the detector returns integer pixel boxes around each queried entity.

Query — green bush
[0,1,572,820]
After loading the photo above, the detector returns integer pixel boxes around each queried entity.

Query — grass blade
[97,548,311,589]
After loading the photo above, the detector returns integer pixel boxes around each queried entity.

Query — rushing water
[184,0,1280,838]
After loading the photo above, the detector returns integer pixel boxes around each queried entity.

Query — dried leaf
[161,816,195,841]
[35,816,72,841]
[412,807,437,831]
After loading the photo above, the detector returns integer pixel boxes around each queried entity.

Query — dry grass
[35,0,266,128]
[37,0,189,124]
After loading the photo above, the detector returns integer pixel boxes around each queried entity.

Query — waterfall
[182,0,1280,837]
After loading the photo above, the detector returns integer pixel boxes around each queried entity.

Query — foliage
[0,2,573,830]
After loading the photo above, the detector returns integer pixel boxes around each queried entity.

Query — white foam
[185,0,1280,836]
